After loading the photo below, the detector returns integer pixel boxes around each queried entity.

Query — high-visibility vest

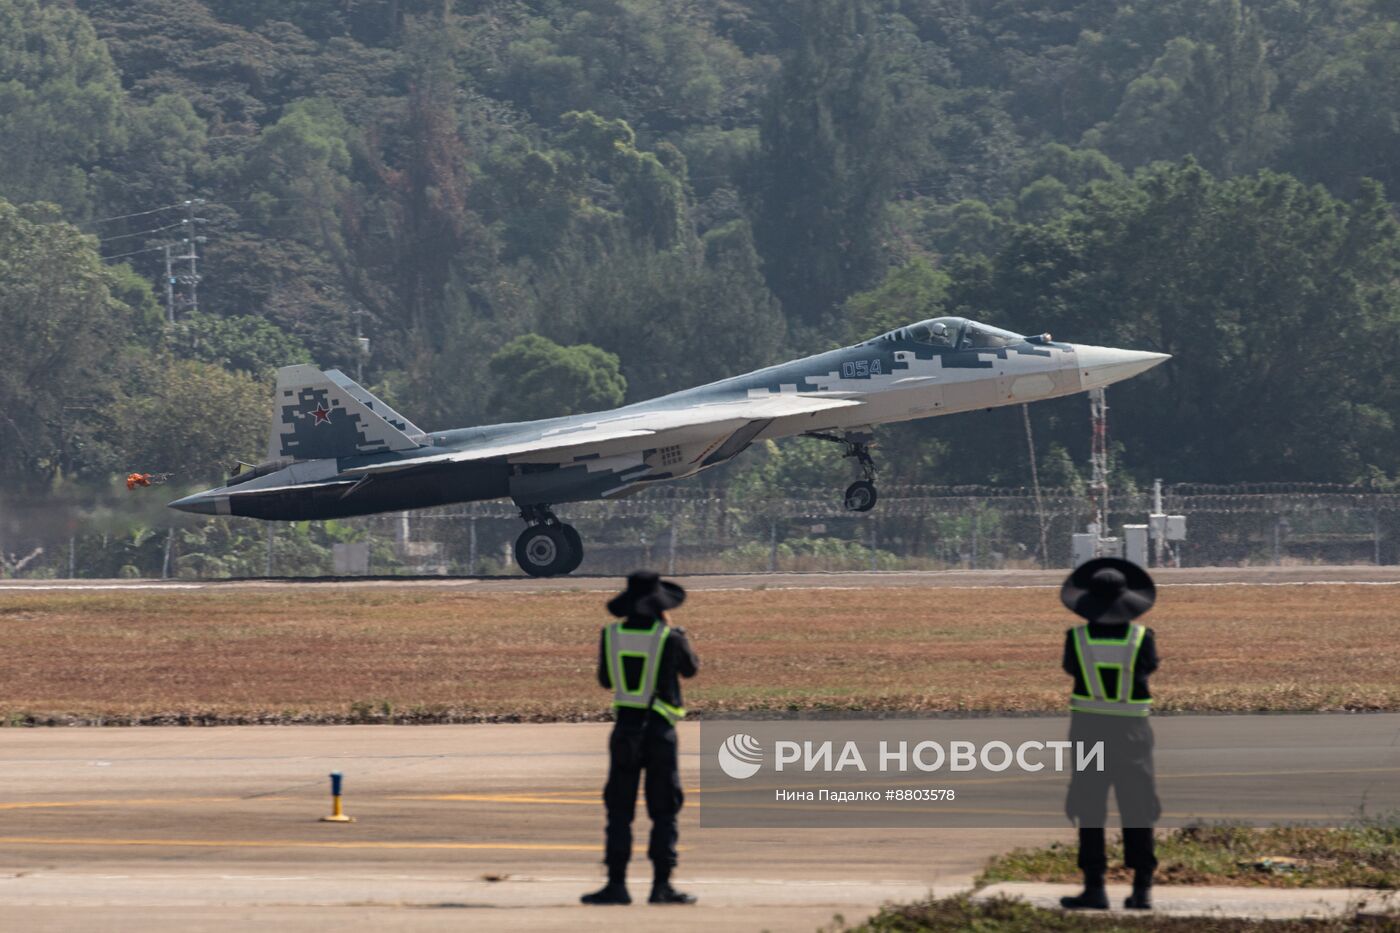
[1069,623,1152,717]
[604,621,687,724]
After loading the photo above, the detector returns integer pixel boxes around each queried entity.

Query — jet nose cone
[168,491,223,515]
[1073,345,1171,390]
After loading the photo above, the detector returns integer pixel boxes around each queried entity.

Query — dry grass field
[0,584,1395,723]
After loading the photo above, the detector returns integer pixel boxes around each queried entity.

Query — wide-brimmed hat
[607,570,687,619]
[1061,557,1155,623]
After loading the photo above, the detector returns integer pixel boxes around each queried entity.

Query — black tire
[514,524,573,577]
[558,523,585,575]
[844,480,878,512]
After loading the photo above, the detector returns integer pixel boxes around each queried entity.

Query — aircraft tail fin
[323,369,426,439]
[267,364,426,462]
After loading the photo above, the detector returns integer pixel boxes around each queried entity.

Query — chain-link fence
[7,483,1392,579]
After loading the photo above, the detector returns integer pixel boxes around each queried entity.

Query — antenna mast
[1089,387,1110,547]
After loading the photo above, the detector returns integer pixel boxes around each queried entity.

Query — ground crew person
[581,570,699,906]
[1058,557,1161,911]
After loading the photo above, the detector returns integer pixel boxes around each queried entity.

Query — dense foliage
[4,0,1400,515]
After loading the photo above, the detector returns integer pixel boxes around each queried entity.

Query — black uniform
[1062,621,1161,875]
[596,616,699,881]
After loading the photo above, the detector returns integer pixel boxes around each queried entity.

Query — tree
[1287,20,1400,198]
[94,94,207,221]
[0,0,127,214]
[486,0,756,133]
[842,258,951,343]
[241,99,352,242]
[964,161,1400,482]
[1087,1,1286,176]
[0,199,148,486]
[751,0,896,331]
[112,358,269,482]
[486,334,626,422]
[531,222,785,402]
[170,312,311,378]
[79,0,335,126]
[339,14,491,354]
[5,0,1400,514]
[557,111,689,251]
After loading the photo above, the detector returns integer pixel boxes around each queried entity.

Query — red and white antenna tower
[1089,387,1110,547]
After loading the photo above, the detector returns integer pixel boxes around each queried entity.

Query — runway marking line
[0,797,287,811]
[6,764,1392,812]
[0,584,206,590]
[0,837,597,853]
[390,794,597,806]
[701,801,1348,820]
[702,764,1400,796]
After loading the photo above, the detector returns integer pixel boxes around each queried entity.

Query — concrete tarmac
[3,717,1398,931]
[0,724,1011,932]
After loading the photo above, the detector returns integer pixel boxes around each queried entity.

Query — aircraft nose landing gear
[514,505,584,577]
[844,479,878,512]
[809,432,880,512]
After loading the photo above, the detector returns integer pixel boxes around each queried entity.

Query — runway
[5,564,1400,592]
[3,569,1398,929]
[0,724,999,932]
[3,717,1397,931]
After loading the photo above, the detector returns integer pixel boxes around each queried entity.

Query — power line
[85,201,187,227]
[102,244,167,262]
[99,221,187,243]
[211,195,318,207]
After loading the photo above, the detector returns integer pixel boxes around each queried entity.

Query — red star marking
[310,404,332,425]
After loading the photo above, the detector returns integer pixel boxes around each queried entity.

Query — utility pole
[468,516,477,575]
[1089,387,1110,550]
[355,312,370,383]
[1151,478,1165,567]
[162,243,176,324]
[1022,404,1049,567]
[178,199,207,316]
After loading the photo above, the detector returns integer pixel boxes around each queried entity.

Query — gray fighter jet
[170,317,1167,575]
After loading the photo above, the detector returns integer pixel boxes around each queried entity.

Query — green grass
[978,821,1400,890]
[839,894,1386,932]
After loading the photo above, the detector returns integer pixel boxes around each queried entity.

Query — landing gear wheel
[844,480,878,512]
[514,524,574,577]
[809,431,881,513]
[558,523,584,575]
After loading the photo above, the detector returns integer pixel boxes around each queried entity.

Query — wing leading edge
[344,393,863,476]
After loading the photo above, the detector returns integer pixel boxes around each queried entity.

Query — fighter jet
[170,317,1167,576]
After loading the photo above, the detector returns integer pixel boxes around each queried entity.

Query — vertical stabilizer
[324,370,426,440]
[267,365,425,462]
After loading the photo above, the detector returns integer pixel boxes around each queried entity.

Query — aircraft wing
[343,394,862,476]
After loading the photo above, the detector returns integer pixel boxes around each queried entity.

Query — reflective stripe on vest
[1070,623,1151,717]
[604,621,685,722]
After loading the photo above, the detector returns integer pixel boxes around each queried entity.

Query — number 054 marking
[842,359,883,378]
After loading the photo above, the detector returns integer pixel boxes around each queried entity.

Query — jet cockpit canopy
[881,317,1024,350]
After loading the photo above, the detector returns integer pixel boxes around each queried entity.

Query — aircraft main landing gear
[810,432,880,512]
[514,505,584,577]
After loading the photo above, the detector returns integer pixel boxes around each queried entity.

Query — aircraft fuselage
[171,318,1168,543]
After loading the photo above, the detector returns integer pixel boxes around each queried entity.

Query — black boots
[1058,872,1153,911]
[1059,873,1108,910]
[584,869,697,905]
[648,867,697,904]
[1124,873,1153,910]
[580,881,631,905]
[649,883,697,904]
